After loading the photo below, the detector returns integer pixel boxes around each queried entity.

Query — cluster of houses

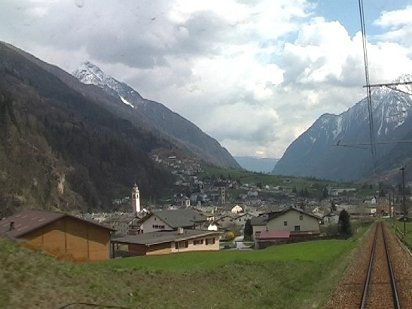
[0,182,395,263]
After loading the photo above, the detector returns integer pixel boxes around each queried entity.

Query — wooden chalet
[0,209,114,262]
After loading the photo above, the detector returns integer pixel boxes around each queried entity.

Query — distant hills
[0,42,238,215]
[235,156,277,173]
[273,75,412,182]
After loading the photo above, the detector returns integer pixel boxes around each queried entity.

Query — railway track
[360,222,400,308]
[326,222,407,308]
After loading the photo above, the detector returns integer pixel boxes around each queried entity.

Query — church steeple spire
[131,183,140,214]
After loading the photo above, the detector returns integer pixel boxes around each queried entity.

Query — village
[0,153,397,262]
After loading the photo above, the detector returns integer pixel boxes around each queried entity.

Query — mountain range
[234,156,277,173]
[273,75,412,182]
[0,42,239,215]
[72,62,240,170]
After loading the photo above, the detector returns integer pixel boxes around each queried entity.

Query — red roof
[257,230,290,240]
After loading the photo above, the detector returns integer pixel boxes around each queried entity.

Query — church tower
[131,183,140,214]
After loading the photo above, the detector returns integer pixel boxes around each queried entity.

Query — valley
[1,1,412,307]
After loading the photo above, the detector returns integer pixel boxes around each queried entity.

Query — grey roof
[250,207,321,226]
[112,229,220,246]
[150,209,206,228]
[0,209,114,240]
[250,213,275,226]
[323,212,339,218]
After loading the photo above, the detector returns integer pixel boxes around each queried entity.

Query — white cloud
[374,5,412,28]
[374,5,412,47]
[0,0,411,159]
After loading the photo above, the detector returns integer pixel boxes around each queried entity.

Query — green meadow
[391,219,412,248]
[0,224,371,309]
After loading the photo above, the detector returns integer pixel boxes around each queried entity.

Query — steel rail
[360,223,378,308]
[360,222,401,309]
[381,223,401,309]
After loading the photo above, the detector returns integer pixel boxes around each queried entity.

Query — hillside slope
[0,233,363,308]
[0,42,174,215]
[73,62,241,170]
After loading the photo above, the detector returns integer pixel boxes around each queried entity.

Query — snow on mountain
[73,62,145,108]
[120,96,135,108]
[273,74,412,181]
[72,62,241,170]
[370,76,412,137]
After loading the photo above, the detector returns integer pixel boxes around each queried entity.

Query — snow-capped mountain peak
[71,61,241,170]
[73,61,107,86]
[274,74,412,181]
[72,61,145,109]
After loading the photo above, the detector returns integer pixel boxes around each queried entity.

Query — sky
[1,0,412,159]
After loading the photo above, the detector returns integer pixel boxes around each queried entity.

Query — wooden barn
[0,209,114,262]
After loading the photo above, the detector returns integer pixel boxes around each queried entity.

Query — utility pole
[392,187,395,227]
[401,166,406,238]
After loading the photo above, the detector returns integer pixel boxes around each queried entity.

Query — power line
[358,0,377,166]
[364,81,412,96]
[332,140,412,148]
[365,81,412,88]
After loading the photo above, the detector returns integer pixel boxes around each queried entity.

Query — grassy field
[0,224,371,309]
[389,219,412,248]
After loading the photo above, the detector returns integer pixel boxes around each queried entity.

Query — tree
[338,209,352,237]
[330,200,337,212]
[243,219,253,241]
[0,91,21,146]
[322,187,329,199]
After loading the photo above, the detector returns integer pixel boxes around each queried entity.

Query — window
[283,221,287,226]
[299,215,303,220]
[193,239,203,245]
[206,238,215,245]
[294,225,300,231]
[152,224,165,229]
[175,241,188,249]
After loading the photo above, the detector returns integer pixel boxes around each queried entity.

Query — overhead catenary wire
[364,81,412,96]
[332,139,412,149]
[358,0,377,167]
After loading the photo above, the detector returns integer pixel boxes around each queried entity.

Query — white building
[131,184,141,214]
[231,205,243,214]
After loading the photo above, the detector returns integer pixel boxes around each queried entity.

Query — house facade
[251,207,320,240]
[0,209,113,262]
[323,212,340,226]
[138,214,173,233]
[138,209,206,233]
[112,229,220,256]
